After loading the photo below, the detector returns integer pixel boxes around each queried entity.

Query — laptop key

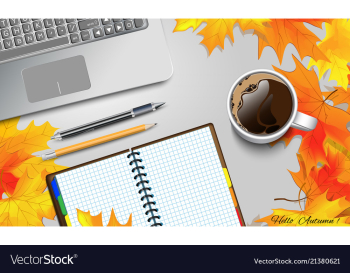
[80,30,91,41]
[104,25,114,35]
[0,36,69,62]
[124,20,134,30]
[33,20,43,31]
[14,36,24,46]
[46,28,56,39]
[0,18,148,63]
[70,33,80,43]
[114,22,124,33]
[44,19,54,28]
[93,27,104,38]
[101,19,112,25]
[35,31,45,41]
[54,19,65,26]
[78,19,99,30]
[24,33,35,44]
[57,26,67,36]
[134,19,144,28]
[22,23,33,33]
[3,39,14,49]
[67,23,78,33]
[0,19,9,28]
[9,19,20,26]
[11,26,22,36]
[1,28,11,39]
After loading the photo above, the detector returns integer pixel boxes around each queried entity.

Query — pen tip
[154,102,166,109]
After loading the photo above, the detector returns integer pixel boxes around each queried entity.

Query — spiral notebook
[46,124,245,227]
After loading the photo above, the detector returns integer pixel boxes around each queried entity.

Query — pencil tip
[145,123,157,130]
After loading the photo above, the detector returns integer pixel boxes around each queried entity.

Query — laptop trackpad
[22,55,91,103]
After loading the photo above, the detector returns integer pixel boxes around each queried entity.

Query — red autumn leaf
[322,178,350,201]
[0,171,19,199]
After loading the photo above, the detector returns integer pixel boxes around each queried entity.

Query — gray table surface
[15,19,330,226]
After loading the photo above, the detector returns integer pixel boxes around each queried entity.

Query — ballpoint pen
[51,102,165,140]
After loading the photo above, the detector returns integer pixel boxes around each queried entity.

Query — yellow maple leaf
[77,209,103,226]
[12,157,67,179]
[173,19,207,32]
[256,191,350,226]
[0,117,58,155]
[0,117,67,224]
[173,19,270,55]
[308,19,350,88]
[0,170,56,226]
[77,208,132,227]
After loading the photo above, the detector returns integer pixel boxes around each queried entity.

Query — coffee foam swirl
[231,73,293,135]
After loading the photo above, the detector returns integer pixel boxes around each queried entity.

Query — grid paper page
[56,152,149,227]
[135,126,240,227]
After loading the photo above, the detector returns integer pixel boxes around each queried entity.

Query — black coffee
[231,73,293,135]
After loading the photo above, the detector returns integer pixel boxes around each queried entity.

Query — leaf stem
[274,197,307,202]
[324,89,338,101]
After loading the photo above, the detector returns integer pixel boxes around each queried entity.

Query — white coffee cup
[227,69,317,144]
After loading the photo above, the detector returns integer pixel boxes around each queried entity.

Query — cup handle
[291,111,318,131]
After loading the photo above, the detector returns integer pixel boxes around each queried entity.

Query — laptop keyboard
[0,19,148,63]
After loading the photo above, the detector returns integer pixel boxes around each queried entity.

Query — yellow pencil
[41,124,156,161]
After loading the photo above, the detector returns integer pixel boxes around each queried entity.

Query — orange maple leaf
[0,143,33,173]
[289,155,322,207]
[107,208,132,226]
[289,142,350,206]
[322,86,350,114]
[309,145,350,201]
[258,19,333,64]
[173,19,333,62]
[76,208,132,227]
[272,56,350,174]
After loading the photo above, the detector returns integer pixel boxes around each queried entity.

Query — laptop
[0,19,173,120]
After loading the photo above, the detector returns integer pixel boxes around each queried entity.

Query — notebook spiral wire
[127,151,162,227]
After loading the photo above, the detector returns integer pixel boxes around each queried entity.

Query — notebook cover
[46,123,245,226]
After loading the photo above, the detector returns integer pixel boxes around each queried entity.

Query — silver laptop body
[0,19,173,120]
